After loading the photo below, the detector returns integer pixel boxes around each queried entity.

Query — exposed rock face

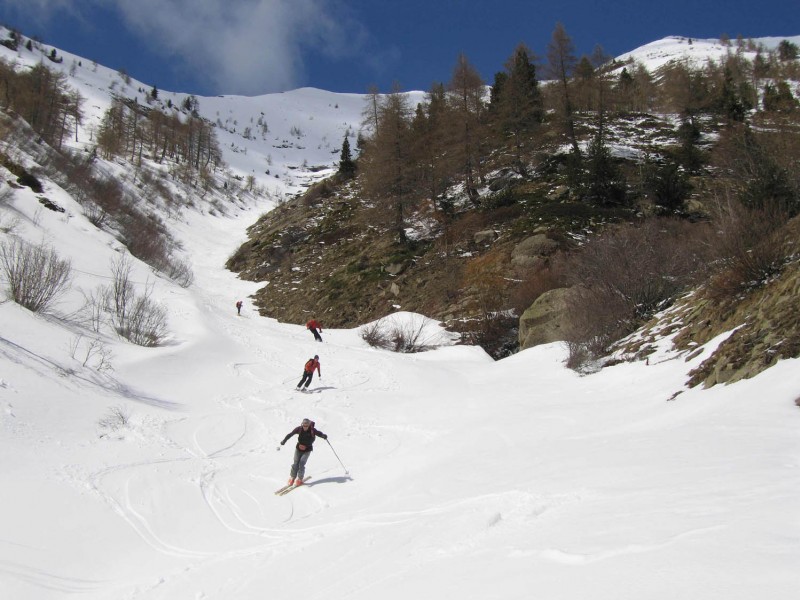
[684,261,800,387]
[518,286,581,349]
[618,255,800,389]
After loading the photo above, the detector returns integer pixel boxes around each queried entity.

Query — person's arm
[280,427,299,445]
[315,429,327,440]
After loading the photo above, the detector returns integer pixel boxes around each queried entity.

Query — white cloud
[5,0,369,94]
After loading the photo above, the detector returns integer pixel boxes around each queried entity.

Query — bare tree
[0,239,72,312]
[546,23,581,159]
[106,253,169,346]
[361,84,381,137]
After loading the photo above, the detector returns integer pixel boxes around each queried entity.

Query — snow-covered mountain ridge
[1,27,799,600]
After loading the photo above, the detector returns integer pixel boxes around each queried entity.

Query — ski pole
[326,439,349,475]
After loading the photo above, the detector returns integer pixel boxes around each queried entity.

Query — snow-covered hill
[0,28,426,200]
[1,29,799,600]
[618,35,800,72]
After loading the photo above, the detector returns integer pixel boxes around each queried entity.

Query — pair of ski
[274,476,310,496]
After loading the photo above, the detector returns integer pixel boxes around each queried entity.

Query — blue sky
[1,0,797,96]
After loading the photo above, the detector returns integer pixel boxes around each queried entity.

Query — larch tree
[547,23,581,164]
[447,53,485,204]
[410,82,456,213]
[361,84,414,244]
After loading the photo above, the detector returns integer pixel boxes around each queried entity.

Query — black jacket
[281,425,327,452]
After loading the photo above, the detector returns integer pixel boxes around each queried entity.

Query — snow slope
[1,31,800,600]
[617,35,800,72]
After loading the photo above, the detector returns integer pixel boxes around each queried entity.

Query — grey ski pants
[290,449,311,479]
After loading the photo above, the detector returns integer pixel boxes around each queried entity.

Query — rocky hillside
[621,215,800,389]
[227,38,800,377]
[227,110,706,356]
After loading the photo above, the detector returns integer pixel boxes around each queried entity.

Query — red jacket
[304,358,321,375]
[306,319,322,331]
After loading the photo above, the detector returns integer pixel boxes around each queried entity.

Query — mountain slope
[1,28,799,600]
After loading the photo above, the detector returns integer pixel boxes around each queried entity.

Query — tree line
[0,58,83,149]
[97,96,222,183]
[0,53,222,185]
[347,24,800,243]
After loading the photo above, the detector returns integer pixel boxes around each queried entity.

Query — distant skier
[236,300,243,315]
[280,418,328,486]
[306,318,323,342]
[297,355,321,390]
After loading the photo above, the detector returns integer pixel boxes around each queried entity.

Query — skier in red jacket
[297,355,321,391]
[306,319,323,342]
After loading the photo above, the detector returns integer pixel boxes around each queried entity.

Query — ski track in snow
[535,524,727,565]
[0,560,108,594]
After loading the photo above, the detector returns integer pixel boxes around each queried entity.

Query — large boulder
[518,286,581,349]
[511,234,559,271]
[474,229,498,245]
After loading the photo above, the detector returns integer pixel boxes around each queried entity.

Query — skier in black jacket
[280,418,327,486]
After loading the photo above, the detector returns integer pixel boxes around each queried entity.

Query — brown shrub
[559,218,713,369]
[566,218,712,319]
[706,203,794,299]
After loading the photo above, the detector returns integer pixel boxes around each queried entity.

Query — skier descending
[280,418,327,486]
[297,355,321,391]
[306,319,323,342]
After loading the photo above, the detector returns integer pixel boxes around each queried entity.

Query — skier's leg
[297,451,311,479]
[290,449,302,478]
[303,373,314,389]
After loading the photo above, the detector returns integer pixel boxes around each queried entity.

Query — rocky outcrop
[619,256,800,389]
[684,261,800,387]
[518,286,581,349]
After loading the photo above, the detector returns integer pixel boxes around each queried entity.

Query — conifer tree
[778,40,799,61]
[583,117,627,207]
[337,135,356,178]
[492,43,543,175]
[763,81,798,112]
